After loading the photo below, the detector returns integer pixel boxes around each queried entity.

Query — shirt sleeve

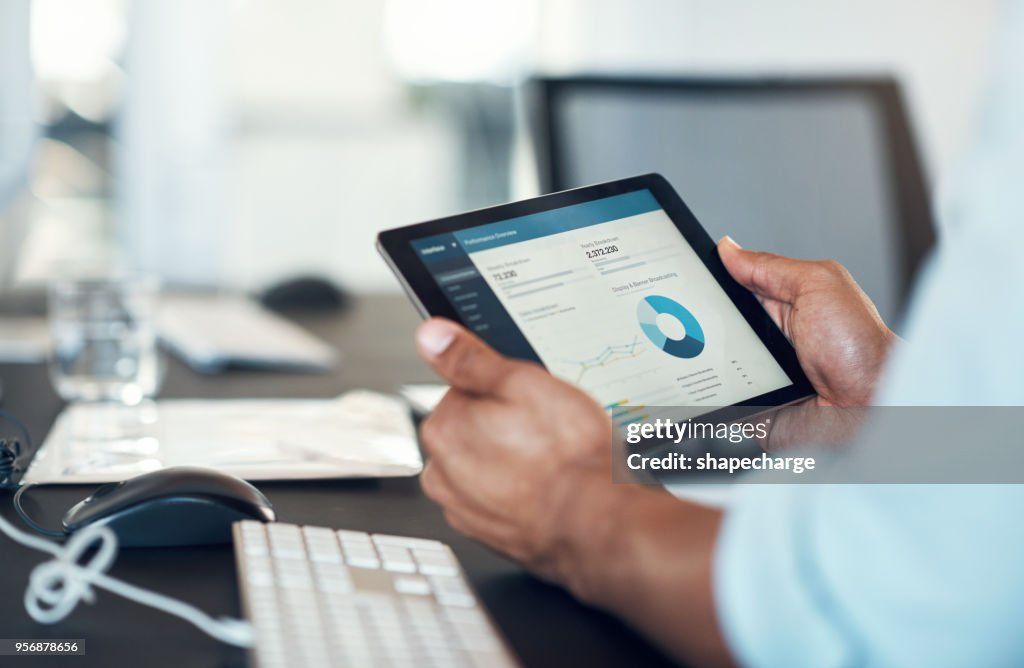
[715,6,1024,664]
[714,484,855,667]
[714,482,1024,667]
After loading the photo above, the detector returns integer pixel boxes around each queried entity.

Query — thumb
[717,236,809,303]
[415,318,515,395]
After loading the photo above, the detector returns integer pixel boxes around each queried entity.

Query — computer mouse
[259,275,350,311]
[62,466,276,548]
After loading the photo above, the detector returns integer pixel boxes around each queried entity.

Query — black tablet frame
[378,173,815,409]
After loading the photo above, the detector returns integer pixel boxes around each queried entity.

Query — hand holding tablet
[378,174,813,416]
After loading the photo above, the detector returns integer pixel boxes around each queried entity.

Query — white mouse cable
[0,502,254,648]
[0,411,252,647]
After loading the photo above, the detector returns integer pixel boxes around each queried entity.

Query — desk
[0,294,674,668]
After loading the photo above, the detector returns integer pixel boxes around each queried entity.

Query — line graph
[562,336,646,384]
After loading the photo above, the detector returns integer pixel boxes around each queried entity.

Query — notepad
[24,390,422,484]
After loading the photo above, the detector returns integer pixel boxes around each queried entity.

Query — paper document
[399,384,448,414]
[24,390,422,484]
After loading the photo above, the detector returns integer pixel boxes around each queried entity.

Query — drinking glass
[48,276,164,455]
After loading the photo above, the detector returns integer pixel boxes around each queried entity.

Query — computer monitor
[529,76,935,325]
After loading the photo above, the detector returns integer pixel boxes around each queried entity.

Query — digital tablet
[378,174,813,413]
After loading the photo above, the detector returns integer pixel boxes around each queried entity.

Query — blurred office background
[0,0,1000,321]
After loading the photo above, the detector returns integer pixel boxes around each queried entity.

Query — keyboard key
[276,560,313,589]
[337,529,372,544]
[378,544,417,572]
[303,529,343,563]
[268,525,306,559]
[241,531,269,556]
[339,532,381,568]
[246,555,275,587]
[373,533,446,550]
[343,549,381,569]
[240,520,265,533]
[393,575,432,596]
[316,577,353,594]
[431,574,476,607]
[413,547,459,576]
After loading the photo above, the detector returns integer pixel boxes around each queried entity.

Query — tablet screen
[410,189,792,409]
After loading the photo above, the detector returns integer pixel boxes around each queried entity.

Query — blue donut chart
[637,295,705,358]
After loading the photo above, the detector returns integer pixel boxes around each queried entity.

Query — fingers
[419,460,492,522]
[423,462,538,564]
[419,392,494,492]
[415,318,516,396]
[418,390,509,508]
[421,446,525,555]
[421,463,496,537]
[718,236,815,303]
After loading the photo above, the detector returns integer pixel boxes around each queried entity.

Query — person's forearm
[556,479,733,666]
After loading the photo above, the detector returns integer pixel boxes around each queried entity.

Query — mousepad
[24,390,423,484]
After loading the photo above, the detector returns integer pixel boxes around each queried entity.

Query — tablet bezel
[378,173,815,409]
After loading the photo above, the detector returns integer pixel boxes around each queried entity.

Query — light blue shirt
[714,2,1024,665]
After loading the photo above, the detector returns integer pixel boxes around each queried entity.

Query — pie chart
[637,295,705,359]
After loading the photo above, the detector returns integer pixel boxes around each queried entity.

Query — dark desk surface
[0,294,674,668]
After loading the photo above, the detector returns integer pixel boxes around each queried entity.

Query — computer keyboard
[233,521,519,668]
[159,294,338,372]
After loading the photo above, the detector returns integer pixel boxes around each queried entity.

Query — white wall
[537,0,1000,195]
[116,0,460,293]
[0,0,35,285]
[224,0,460,293]
[111,0,1000,293]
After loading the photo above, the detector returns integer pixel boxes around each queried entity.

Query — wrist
[549,470,634,606]
[864,327,900,403]
[829,326,900,408]
[551,478,732,665]
[552,476,695,610]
